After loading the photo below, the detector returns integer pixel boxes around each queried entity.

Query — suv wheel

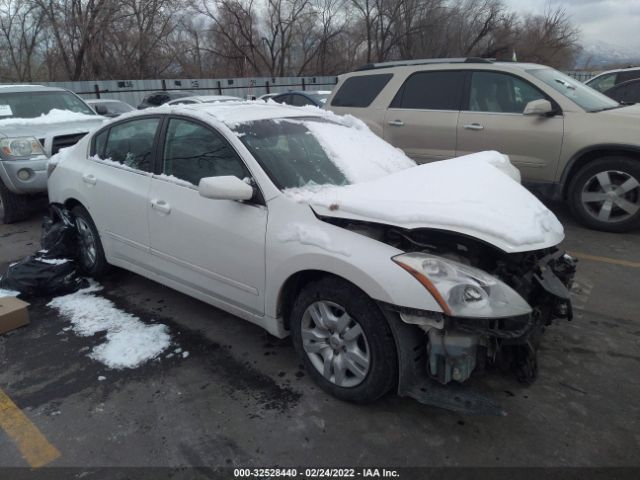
[71,205,109,277]
[290,277,397,403]
[0,180,30,224]
[568,157,640,232]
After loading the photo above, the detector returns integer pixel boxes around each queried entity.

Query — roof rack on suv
[354,57,493,71]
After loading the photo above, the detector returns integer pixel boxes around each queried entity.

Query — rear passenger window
[331,74,393,107]
[102,118,160,172]
[162,118,249,186]
[391,71,464,110]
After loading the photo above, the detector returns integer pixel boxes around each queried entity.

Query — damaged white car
[47,102,576,409]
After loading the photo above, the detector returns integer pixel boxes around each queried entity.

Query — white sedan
[47,102,575,404]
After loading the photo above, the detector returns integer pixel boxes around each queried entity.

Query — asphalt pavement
[0,202,638,472]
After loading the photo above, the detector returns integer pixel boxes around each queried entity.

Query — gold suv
[325,58,640,232]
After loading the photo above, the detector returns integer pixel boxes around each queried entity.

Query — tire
[71,205,110,277]
[290,276,397,403]
[568,156,640,232]
[0,180,31,224]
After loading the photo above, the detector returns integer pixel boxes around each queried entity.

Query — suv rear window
[331,74,392,108]
[391,71,464,110]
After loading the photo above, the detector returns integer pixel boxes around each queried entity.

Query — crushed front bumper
[378,249,577,414]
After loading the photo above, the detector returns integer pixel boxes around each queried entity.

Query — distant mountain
[576,41,640,70]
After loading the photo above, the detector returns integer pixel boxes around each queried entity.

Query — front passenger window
[102,118,160,172]
[162,118,250,186]
[469,72,546,114]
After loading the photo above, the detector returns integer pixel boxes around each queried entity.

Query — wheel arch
[560,144,640,198]
[277,269,367,332]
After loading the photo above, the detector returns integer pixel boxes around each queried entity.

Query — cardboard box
[0,296,30,335]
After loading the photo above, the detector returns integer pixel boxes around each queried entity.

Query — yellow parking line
[568,251,640,269]
[0,388,60,468]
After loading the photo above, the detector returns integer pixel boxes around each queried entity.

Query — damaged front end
[326,218,577,412]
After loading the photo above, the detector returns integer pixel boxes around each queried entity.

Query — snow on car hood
[286,152,564,253]
[0,109,105,138]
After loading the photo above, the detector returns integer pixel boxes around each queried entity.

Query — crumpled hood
[295,152,564,253]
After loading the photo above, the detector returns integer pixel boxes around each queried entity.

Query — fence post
[217,80,222,95]
[94,84,101,99]
[301,78,306,91]
[265,80,270,94]
[161,79,167,91]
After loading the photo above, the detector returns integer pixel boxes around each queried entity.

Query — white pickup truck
[0,85,105,223]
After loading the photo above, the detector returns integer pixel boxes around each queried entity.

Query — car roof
[125,101,327,126]
[587,66,640,80]
[0,84,68,93]
[169,95,241,103]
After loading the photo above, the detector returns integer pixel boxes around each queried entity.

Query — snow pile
[292,151,564,248]
[48,283,171,369]
[301,118,415,183]
[36,258,69,265]
[0,288,19,297]
[278,223,351,256]
[0,108,101,127]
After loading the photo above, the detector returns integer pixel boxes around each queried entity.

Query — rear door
[82,116,162,266]
[456,71,564,182]
[147,117,267,314]
[383,70,464,163]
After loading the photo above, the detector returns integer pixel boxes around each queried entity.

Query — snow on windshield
[301,116,415,183]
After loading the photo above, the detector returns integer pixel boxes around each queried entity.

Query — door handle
[463,123,484,131]
[388,119,404,127]
[82,174,97,185]
[150,199,171,214]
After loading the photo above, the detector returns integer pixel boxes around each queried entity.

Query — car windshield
[528,68,620,112]
[232,116,414,190]
[0,91,95,118]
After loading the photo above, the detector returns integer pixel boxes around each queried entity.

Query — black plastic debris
[0,254,86,297]
[0,206,86,297]
[41,205,78,258]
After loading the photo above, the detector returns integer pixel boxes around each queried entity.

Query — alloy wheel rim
[581,170,640,223]
[300,300,370,388]
[76,217,97,268]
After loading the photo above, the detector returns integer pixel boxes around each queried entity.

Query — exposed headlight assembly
[393,252,532,318]
[0,137,46,158]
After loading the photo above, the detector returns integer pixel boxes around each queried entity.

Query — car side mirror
[94,104,108,115]
[198,176,254,201]
[523,99,554,116]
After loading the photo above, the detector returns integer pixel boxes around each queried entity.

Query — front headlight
[0,137,46,158]
[393,252,532,318]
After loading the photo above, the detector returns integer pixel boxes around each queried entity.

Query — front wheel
[568,156,640,232]
[290,277,397,403]
[0,180,31,224]
[71,205,110,277]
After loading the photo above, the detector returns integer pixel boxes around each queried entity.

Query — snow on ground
[278,223,350,256]
[0,288,19,297]
[48,282,171,369]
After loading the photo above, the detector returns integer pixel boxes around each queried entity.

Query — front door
[456,71,564,182]
[148,117,267,314]
[383,70,464,163]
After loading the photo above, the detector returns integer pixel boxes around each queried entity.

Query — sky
[502,0,640,51]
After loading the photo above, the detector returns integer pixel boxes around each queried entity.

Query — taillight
[47,162,57,178]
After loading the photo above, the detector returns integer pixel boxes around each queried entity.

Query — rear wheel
[71,205,109,277]
[290,277,397,403]
[0,180,31,224]
[568,157,640,232]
